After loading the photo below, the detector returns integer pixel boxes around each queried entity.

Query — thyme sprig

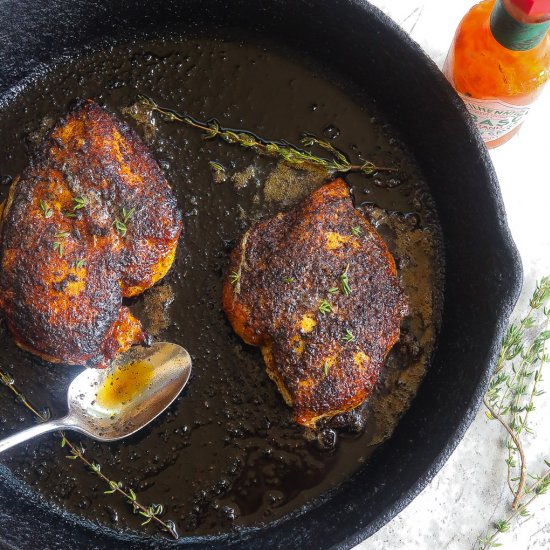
[0,369,51,421]
[0,370,178,539]
[136,95,395,177]
[479,276,550,549]
[61,436,177,534]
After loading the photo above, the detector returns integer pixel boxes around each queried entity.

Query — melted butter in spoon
[96,359,154,409]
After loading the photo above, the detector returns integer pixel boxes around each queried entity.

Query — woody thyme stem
[0,369,178,539]
[136,94,397,176]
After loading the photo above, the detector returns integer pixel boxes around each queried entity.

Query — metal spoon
[0,342,192,453]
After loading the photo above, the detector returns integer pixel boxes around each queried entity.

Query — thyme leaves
[209,161,225,173]
[39,200,53,219]
[72,196,87,210]
[113,207,135,238]
[114,219,127,237]
[318,300,333,315]
[52,231,70,257]
[342,329,354,343]
[121,207,135,223]
[340,264,352,296]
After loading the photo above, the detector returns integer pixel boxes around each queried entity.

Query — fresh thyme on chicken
[223,179,408,427]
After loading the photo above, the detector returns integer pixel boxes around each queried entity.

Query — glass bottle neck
[490,0,550,50]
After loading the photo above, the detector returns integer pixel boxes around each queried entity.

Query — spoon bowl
[0,342,192,453]
[69,342,192,441]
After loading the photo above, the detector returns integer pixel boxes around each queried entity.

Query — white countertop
[355,2,550,549]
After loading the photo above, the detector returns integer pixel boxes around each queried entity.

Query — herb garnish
[136,95,396,178]
[209,161,225,173]
[113,207,135,238]
[63,438,174,531]
[121,207,135,223]
[209,161,227,183]
[352,226,362,237]
[342,329,355,343]
[74,258,86,269]
[283,277,295,284]
[328,287,339,295]
[323,361,330,376]
[340,264,352,296]
[319,300,333,315]
[479,277,550,549]
[39,200,53,219]
[229,271,240,285]
[72,196,87,210]
[114,219,127,237]
[53,231,70,257]
[0,370,179,539]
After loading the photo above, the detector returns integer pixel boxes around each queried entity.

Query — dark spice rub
[0,100,182,367]
[223,179,408,427]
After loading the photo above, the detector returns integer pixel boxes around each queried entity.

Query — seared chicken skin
[223,179,408,427]
[0,100,182,367]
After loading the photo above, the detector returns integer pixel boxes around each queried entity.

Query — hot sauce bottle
[444,0,550,148]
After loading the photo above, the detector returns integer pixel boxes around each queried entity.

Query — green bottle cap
[490,0,550,50]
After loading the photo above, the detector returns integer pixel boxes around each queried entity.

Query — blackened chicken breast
[223,179,407,427]
[0,100,182,367]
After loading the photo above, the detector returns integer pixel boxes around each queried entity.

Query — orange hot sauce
[444,0,550,148]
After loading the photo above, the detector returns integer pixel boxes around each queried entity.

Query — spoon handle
[0,417,72,454]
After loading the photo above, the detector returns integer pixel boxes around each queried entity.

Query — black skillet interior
[0,0,522,548]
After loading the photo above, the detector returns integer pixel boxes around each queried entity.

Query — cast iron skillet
[0,0,522,548]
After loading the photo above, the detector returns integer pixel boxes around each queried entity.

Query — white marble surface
[354,2,550,549]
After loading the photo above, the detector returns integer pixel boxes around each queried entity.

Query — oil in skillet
[0,37,444,536]
[95,360,154,409]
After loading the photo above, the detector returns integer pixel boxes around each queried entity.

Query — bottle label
[490,0,550,51]
[459,93,530,142]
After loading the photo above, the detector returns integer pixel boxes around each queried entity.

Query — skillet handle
[0,417,72,454]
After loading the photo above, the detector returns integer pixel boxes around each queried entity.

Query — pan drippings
[0,38,444,537]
